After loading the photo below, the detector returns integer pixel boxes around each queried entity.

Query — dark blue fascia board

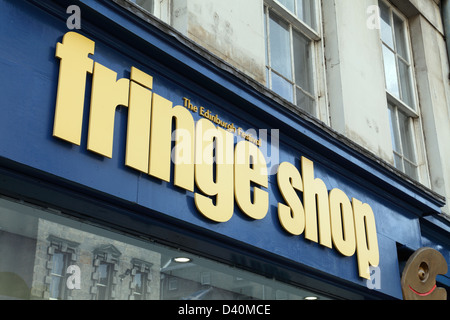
[30,0,445,217]
[423,215,450,237]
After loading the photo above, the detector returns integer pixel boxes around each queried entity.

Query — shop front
[0,0,448,300]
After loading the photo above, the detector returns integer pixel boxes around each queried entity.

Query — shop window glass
[0,197,334,300]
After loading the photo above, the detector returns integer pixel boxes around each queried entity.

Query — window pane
[394,153,404,171]
[269,13,292,79]
[404,160,418,180]
[272,72,294,102]
[388,105,401,153]
[98,263,111,286]
[383,46,400,97]
[278,0,295,14]
[398,112,416,162]
[293,30,312,93]
[49,276,62,299]
[134,273,143,292]
[52,253,65,276]
[297,0,316,28]
[398,59,415,109]
[379,1,394,48]
[393,14,408,60]
[296,88,314,114]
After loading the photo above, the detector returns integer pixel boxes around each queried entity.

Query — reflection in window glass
[49,252,67,300]
[96,262,113,300]
[0,197,333,300]
[134,273,142,291]
[132,271,147,300]
[98,263,111,286]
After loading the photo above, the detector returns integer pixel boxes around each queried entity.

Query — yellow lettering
[194,119,234,222]
[54,32,95,145]
[149,94,195,192]
[329,189,356,257]
[277,162,305,236]
[126,67,153,173]
[234,141,268,220]
[183,97,198,112]
[302,157,332,248]
[52,32,381,280]
[352,198,380,279]
[87,62,130,158]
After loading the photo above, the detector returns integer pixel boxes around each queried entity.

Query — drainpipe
[442,0,450,78]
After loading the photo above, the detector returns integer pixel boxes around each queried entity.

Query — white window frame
[264,0,329,122]
[266,0,320,40]
[379,0,430,185]
[114,0,171,24]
